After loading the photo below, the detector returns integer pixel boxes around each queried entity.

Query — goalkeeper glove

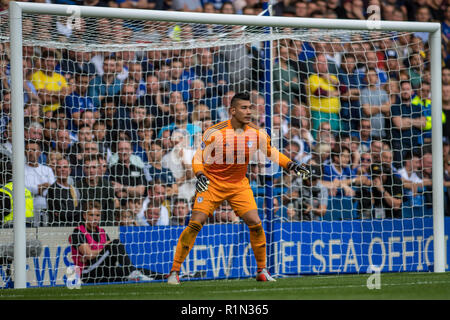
[195,173,210,193]
[287,161,311,179]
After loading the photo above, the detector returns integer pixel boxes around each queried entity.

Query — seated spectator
[357,152,372,177]
[397,151,426,206]
[317,121,336,149]
[116,198,141,226]
[136,181,170,226]
[161,129,196,201]
[191,103,213,134]
[69,200,153,283]
[51,128,73,158]
[143,139,178,197]
[168,59,191,103]
[338,53,361,132]
[186,79,218,115]
[273,41,300,106]
[119,104,152,148]
[360,68,391,139]
[191,48,228,98]
[158,101,202,148]
[87,55,123,109]
[71,140,101,178]
[310,142,331,166]
[369,163,404,219]
[92,120,112,158]
[64,71,98,133]
[31,50,74,116]
[170,197,190,226]
[23,140,55,225]
[321,145,357,197]
[46,157,81,226]
[109,139,146,200]
[142,73,171,130]
[354,119,372,154]
[306,53,341,137]
[75,154,117,226]
[391,80,427,166]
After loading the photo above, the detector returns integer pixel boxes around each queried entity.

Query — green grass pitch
[1,272,450,300]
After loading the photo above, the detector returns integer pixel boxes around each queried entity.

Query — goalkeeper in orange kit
[167,92,310,284]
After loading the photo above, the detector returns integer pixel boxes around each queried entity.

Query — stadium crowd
[1,0,450,227]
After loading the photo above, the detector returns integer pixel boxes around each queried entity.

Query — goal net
[0,5,445,287]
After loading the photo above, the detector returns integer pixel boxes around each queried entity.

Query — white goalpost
[3,1,446,289]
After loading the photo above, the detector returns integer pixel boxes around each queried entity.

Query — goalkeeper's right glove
[195,173,210,193]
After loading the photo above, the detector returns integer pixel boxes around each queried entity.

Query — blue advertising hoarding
[121,217,449,279]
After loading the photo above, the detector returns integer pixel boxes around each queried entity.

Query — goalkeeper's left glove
[287,161,310,180]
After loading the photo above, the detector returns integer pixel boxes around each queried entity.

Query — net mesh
[0,8,437,286]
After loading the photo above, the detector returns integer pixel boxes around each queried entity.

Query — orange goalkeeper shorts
[192,177,258,217]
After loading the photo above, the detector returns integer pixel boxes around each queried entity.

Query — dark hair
[332,144,350,160]
[230,92,250,108]
[83,200,102,213]
[83,153,101,165]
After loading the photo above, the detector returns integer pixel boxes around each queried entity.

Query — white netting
[0,8,438,287]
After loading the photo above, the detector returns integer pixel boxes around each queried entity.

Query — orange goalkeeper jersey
[192,120,291,185]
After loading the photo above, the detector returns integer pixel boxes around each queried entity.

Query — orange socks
[248,222,267,270]
[171,220,203,272]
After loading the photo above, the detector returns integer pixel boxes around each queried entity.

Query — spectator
[306,53,341,137]
[119,104,152,147]
[273,41,301,106]
[69,200,153,283]
[391,80,427,165]
[71,140,101,178]
[92,120,112,157]
[75,154,117,226]
[397,151,426,208]
[87,55,122,108]
[414,6,432,44]
[338,53,361,132]
[31,50,74,116]
[321,144,357,197]
[24,140,56,224]
[360,68,391,139]
[109,139,146,200]
[192,48,228,98]
[191,103,213,134]
[168,59,191,103]
[50,128,73,158]
[354,119,372,154]
[370,163,404,219]
[170,197,190,226]
[117,198,142,226]
[162,129,196,201]
[158,102,202,148]
[407,52,424,90]
[136,181,170,226]
[187,79,218,116]
[142,73,171,130]
[143,139,177,197]
[46,157,81,226]
[64,72,98,133]
[58,50,96,77]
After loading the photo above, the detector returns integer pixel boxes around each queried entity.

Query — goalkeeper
[167,92,310,284]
